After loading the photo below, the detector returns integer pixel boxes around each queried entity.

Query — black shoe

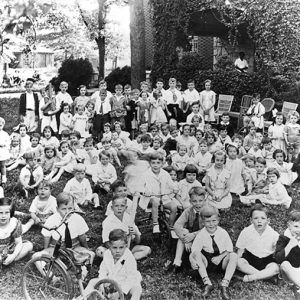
[189,269,201,282]
[221,286,230,300]
[173,265,182,274]
[202,284,213,298]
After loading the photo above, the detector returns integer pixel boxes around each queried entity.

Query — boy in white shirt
[63,164,100,209]
[236,204,279,282]
[183,79,200,108]
[84,229,142,300]
[186,101,204,125]
[190,205,237,299]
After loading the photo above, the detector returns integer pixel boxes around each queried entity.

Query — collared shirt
[165,88,183,105]
[192,226,233,254]
[26,92,35,110]
[92,162,117,184]
[99,248,142,294]
[19,164,43,186]
[234,58,248,69]
[94,97,112,115]
[183,89,200,104]
[236,224,279,258]
[102,212,140,243]
[63,177,93,204]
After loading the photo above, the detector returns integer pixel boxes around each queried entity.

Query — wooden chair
[229,95,253,128]
[261,98,275,132]
[215,94,234,123]
[282,101,298,119]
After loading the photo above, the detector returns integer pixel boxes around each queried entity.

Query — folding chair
[215,94,234,123]
[282,101,298,119]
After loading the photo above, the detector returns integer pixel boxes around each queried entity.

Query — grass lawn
[0,96,299,299]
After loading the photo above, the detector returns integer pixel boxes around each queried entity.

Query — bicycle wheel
[22,255,74,300]
[91,278,124,300]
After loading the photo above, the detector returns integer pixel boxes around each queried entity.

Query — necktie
[29,169,35,186]
[65,222,72,248]
[211,235,220,254]
[100,101,103,114]
[191,213,200,232]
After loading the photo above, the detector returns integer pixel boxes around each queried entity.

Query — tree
[129,0,145,88]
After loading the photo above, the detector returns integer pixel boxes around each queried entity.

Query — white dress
[150,98,167,124]
[268,124,286,153]
[270,161,297,186]
[199,90,216,122]
[225,158,245,194]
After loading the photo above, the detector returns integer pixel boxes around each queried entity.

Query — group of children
[0,77,300,300]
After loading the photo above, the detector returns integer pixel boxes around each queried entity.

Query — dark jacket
[19,92,39,118]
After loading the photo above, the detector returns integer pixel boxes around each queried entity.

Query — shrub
[105,66,131,92]
[51,57,94,96]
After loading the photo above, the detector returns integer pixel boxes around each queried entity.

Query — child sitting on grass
[92,150,117,194]
[32,192,95,278]
[236,204,279,283]
[275,211,300,300]
[100,196,151,261]
[190,205,237,300]
[240,168,292,208]
[137,153,178,234]
[169,187,206,273]
[243,125,257,152]
[63,164,100,209]
[22,180,57,233]
[84,229,142,300]
[19,152,44,201]
[0,198,33,266]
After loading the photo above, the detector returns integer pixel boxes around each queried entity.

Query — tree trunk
[97,0,106,79]
[129,0,145,88]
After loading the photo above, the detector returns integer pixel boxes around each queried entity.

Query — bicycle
[21,210,124,300]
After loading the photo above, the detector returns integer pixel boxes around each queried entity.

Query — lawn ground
[0,96,299,300]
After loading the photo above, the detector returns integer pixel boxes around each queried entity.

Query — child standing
[284,110,300,157]
[19,152,44,200]
[236,204,279,282]
[0,198,33,266]
[199,79,216,123]
[225,144,247,195]
[275,211,300,300]
[268,112,286,153]
[170,187,206,273]
[73,85,90,113]
[72,105,90,139]
[136,91,150,126]
[150,90,167,125]
[190,205,237,299]
[64,164,100,209]
[206,151,232,209]
[92,150,117,193]
[110,84,127,127]
[176,164,202,210]
[0,117,11,184]
[183,79,200,113]
[84,229,142,300]
[59,103,73,135]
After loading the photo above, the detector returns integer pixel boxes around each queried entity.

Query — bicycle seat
[64,248,91,266]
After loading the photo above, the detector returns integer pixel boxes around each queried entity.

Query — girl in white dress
[150,90,167,124]
[268,112,286,153]
[0,118,11,184]
[205,150,232,209]
[199,80,216,122]
[225,144,247,195]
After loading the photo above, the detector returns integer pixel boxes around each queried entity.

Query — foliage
[150,0,300,83]
[105,65,131,92]
[51,57,94,95]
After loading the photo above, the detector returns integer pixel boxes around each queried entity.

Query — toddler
[102,122,112,141]
[176,124,197,157]
[72,105,90,139]
[171,144,191,175]
[64,163,100,209]
[205,131,222,154]
[41,145,58,176]
[248,138,263,158]
[193,138,212,180]
[232,134,246,158]
[261,137,275,166]
[28,133,43,162]
[284,110,300,157]
[6,133,21,170]
[59,103,73,135]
